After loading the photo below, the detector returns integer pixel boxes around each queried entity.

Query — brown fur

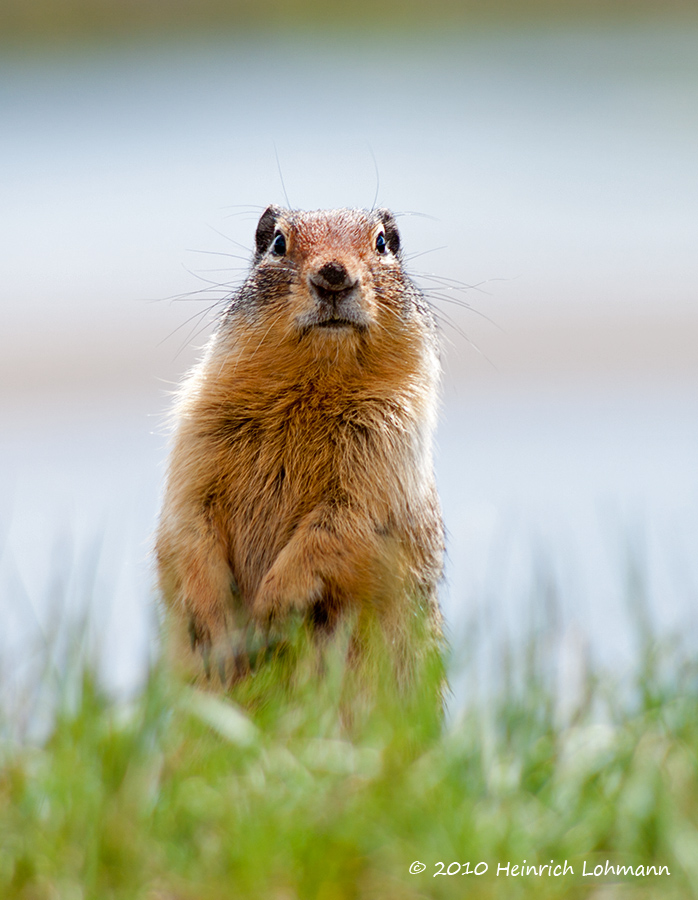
[155,206,444,684]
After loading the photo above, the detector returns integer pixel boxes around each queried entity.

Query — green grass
[1,609,697,899]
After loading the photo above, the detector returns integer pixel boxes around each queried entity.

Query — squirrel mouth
[310,317,368,335]
[315,317,356,329]
[298,313,368,335]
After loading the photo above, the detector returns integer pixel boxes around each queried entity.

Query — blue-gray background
[2,16,697,706]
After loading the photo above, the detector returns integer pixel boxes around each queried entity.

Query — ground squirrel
[156,205,444,684]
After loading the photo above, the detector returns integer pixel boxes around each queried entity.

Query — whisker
[207,224,253,255]
[186,266,248,276]
[179,264,239,292]
[186,246,250,264]
[368,143,380,212]
[404,246,448,263]
[232,308,286,375]
[393,210,440,221]
[431,310,496,369]
[219,204,268,218]
[178,316,222,356]
[422,291,503,331]
[416,272,492,294]
[274,144,292,209]
[428,307,472,345]
[161,299,226,354]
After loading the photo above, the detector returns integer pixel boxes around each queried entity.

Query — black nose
[313,261,350,290]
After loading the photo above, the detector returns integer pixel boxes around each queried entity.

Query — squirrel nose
[311,261,352,291]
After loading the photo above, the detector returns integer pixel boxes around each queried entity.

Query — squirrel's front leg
[251,508,387,623]
[156,510,244,682]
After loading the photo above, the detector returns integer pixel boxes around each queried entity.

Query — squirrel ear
[255,205,284,257]
[375,208,400,254]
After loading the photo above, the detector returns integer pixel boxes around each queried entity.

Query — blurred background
[1,0,697,706]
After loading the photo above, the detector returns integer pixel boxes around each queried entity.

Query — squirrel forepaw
[252,566,324,623]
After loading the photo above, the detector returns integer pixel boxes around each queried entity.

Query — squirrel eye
[375,231,387,254]
[271,231,286,256]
